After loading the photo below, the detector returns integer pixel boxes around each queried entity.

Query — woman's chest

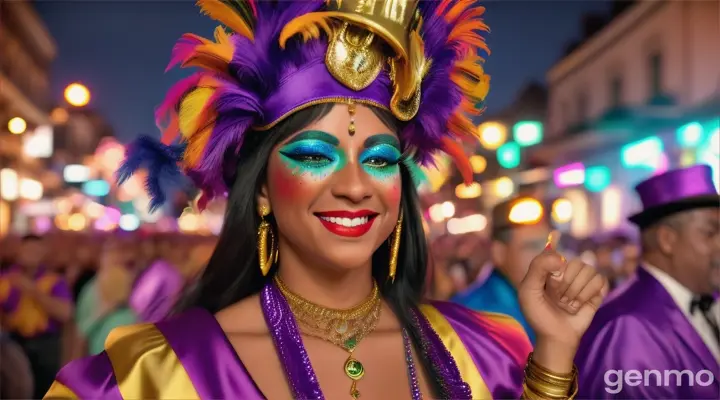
[230,332,432,399]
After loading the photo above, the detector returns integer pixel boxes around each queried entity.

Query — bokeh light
[64,83,91,107]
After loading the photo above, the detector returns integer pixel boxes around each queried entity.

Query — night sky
[36,1,611,143]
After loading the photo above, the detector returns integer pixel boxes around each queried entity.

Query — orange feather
[279,12,338,48]
[161,115,179,145]
[441,137,473,185]
[446,0,477,23]
[197,0,254,40]
[181,27,235,73]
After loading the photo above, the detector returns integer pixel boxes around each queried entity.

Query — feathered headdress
[118,0,490,210]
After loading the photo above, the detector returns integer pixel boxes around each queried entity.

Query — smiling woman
[44,1,605,399]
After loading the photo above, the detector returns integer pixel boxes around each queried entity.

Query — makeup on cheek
[387,184,402,205]
[270,164,303,198]
[360,144,402,181]
[278,140,347,179]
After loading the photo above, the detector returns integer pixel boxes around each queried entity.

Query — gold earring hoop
[388,210,403,282]
[257,205,278,276]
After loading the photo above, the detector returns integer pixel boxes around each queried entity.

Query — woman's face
[259,104,402,271]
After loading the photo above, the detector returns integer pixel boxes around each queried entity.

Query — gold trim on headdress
[279,0,427,121]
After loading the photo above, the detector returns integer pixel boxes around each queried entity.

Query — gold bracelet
[523,381,572,400]
[525,376,572,395]
[526,365,576,387]
[522,352,579,399]
[521,383,546,400]
[527,352,576,380]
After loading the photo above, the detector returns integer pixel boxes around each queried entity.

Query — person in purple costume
[0,234,73,397]
[46,1,607,399]
[575,164,720,399]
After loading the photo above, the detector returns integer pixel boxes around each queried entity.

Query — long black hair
[177,103,443,395]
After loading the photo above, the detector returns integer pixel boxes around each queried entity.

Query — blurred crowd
[0,220,649,399]
[428,231,640,301]
[0,226,645,398]
[0,232,216,398]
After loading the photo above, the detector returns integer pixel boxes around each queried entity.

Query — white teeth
[320,216,370,227]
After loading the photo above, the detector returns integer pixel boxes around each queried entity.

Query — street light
[64,83,90,107]
[478,121,507,150]
[8,117,27,135]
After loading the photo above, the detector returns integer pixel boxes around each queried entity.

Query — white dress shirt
[643,263,720,362]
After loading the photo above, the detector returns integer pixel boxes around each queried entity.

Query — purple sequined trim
[411,307,473,399]
[403,329,423,400]
[261,283,324,399]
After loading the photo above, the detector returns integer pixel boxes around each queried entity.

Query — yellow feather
[179,87,215,138]
[451,54,490,106]
[279,12,342,48]
[197,0,254,40]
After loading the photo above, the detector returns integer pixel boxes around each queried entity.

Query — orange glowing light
[64,83,90,107]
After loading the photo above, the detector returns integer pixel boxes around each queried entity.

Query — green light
[621,136,663,168]
[497,142,521,169]
[584,166,611,192]
[676,122,704,148]
[513,121,543,147]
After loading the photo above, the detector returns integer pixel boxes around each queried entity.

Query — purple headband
[257,59,393,130]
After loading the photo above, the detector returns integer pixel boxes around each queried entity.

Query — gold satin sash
[44,381,77,399]
[105,323,200,399]
[419,304,492,399]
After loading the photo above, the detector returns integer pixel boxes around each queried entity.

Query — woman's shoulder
[419,300,532,361]
[45,308,259,399]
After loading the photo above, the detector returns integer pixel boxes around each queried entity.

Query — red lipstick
[315,210,378,238]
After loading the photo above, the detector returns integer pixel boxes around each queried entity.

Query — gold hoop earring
[257,205,278,276]
[388,210,403,282]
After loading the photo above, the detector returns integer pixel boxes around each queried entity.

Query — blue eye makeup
[278,131,345,177]
[360,144,402,180]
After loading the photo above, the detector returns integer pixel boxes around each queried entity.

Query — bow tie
[690,295,716,314]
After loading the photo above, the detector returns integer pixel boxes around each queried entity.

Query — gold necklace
[275,276,381,399]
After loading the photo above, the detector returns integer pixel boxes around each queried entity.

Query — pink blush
[385,183,401,207]
[270,165,303,198]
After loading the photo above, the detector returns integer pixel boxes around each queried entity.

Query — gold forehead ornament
[348,101,357,136]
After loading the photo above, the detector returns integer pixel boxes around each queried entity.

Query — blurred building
[421,81,549,237]
[532,0,719,238]
[422,0,719,241]
[0,0,58,234]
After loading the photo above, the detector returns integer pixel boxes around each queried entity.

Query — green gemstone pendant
[344,358,365,380]
[344,356,365,399]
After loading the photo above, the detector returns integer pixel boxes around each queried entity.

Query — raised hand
[517,232,607,372]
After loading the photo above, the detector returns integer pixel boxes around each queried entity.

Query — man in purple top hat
[575,164,720,399]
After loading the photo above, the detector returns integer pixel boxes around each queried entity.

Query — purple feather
[116,135,187,212]
[401,2,463,165]
[151,0,489,206]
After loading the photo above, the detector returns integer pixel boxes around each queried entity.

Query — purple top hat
[629,164,719,228]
